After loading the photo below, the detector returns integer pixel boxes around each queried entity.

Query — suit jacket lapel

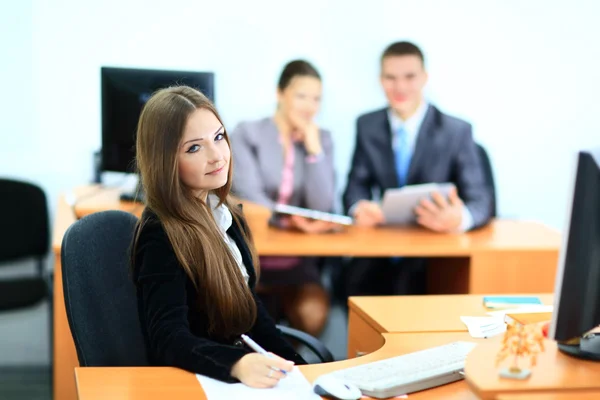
[372,110,399,188]
[407,105,439,184]
[228,208,257,289]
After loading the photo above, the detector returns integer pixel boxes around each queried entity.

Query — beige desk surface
[496,393,600,400]
[61,185,561,257]
[74,332,600,400]
[75,332,482,400]
[466,337,600,399]
[349,294,555,334]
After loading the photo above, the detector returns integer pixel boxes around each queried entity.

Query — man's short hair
[381,41,425,66]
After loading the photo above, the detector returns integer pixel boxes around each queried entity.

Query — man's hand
[352,200,385,227]
[289,215,337,234]
[414,187,464,232]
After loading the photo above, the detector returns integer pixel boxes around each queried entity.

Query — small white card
[460,316,506,338]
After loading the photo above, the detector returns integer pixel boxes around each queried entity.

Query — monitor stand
[119,180,145,204]
[558,332,600,361]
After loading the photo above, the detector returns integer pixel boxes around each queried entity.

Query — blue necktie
[394,125,411,187]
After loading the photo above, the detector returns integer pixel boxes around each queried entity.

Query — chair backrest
[475,144,497,217]
[0,178,49,263]
[61,210,149,366]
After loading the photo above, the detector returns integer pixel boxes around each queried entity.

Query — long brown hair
[133,86,260,338]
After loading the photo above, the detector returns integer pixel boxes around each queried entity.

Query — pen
[240,334,288,375]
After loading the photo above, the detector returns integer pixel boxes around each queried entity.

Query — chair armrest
[276,324,334,363]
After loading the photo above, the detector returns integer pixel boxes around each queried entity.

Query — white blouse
[208,195,250,284]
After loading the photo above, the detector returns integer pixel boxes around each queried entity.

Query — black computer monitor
[101,66,215,174]
[549,148,600,361]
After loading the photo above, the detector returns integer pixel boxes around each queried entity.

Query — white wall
[19,0,598,228]
[0,0,50,366]
[18,0,600,228]
[1,0,35,181]
[1,0,599,362]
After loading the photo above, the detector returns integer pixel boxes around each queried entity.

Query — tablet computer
[381,183,456,225]
[272,203,354,226]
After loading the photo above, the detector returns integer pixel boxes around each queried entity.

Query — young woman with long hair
[131,86,306,388]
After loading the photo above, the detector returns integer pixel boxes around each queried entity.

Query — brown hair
[381,41,425,66]
[277,59,321,91]
[133,85,259,338]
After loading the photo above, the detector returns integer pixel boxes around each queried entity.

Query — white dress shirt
[208,195,250,284]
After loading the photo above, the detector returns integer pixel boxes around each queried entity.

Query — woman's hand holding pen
[231,352,294,388]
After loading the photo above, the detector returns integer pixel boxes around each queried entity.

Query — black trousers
[343,257,428,297]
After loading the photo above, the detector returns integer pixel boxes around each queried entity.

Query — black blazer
[132,207,306,382]
[343,105,494,228]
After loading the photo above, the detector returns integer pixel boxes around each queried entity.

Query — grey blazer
[343,105,493,228]
[230,118,335,213]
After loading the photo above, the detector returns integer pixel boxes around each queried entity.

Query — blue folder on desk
[483,296,543,309]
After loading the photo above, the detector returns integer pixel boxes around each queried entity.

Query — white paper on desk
[460,316,506,338]
[196,367,321,400]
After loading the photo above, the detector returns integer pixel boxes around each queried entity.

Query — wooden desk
[347,294,554,358]
[70,185,561,295]
[75,331,600,400]
[496,393,600,400]
[52,195,79,400]
[74,332,482,400]
[52,186,561,400]
[465,338,600,399]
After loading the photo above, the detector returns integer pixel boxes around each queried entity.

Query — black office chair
[0,179,53,371]
[0,178,50,311]
[475,143,497,217]
[61,210,333,367]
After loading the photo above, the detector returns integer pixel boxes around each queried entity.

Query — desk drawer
[347,309,385,359]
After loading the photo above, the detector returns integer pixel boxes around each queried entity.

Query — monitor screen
[101,67,215,173]
[550,149,600,344]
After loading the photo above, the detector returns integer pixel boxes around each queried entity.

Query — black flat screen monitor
[101,66,215,173]
[549,148,600,361]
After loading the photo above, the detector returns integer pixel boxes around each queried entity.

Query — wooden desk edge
[74,332,486,400]
[68,185,561,256]
[72,332,408,399]
[348,298,389,334]
[53,195,77,253]
[72,334,398,400]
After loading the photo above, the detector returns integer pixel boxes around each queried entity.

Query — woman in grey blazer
[230,60,335,338]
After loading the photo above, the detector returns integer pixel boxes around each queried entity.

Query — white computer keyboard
[327,341,477,399]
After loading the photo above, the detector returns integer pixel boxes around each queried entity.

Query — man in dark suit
[343,41,494,296]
